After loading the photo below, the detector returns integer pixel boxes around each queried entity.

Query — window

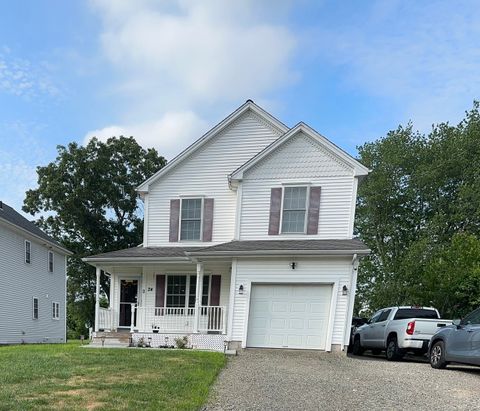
[369,310,382,324]
[281,186,308,233]
[32,298,39,319]
[166,275,210,308]
[378,309,391,322]
[48,251,54,272]
[180,198,202,240]
[462,308,480,325]
[52,302,60,320]
[393,308,439,320]
[25,240,31,264]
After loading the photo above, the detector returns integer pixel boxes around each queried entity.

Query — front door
[119,279,138,327]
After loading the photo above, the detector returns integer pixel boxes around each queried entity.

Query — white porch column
[94,267,101,332]
[108,272,114,331]
[194,262,204,333]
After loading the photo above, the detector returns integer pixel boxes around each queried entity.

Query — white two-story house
[84,100,369,352]
[0,201,71,344]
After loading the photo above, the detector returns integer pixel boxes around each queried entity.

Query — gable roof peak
[137,100,288,192]
[230,121,370,180]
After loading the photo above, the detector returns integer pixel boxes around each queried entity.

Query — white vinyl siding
[145,111,282,246]
[0,223,67,344]
[281,186,308,233]
[240,132,356,240]
[230,257,353,349]
[180,198,202,241]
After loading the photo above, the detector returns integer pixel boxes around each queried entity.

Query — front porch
[92,259,231,350]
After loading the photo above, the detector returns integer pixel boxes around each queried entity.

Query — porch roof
[83,239,370,264]
[187,239,370,257]
[82,246,201,263]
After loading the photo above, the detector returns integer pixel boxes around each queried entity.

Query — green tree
[356,102,480,318]
[23,136,166,337]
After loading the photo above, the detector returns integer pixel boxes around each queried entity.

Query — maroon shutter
[210,275,221,306]
[268,187,282,235]
[202,198,214,242]
[169,199,180,242]
[307,186,321,235]
[155,275,166,308]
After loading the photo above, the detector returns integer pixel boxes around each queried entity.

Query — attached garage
[246,283,332,350]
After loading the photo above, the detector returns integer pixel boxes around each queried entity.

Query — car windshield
[393,308,439,320]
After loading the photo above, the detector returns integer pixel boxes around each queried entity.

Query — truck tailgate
[410,318,452,339]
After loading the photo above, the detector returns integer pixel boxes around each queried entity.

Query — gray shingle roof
[0,201,69,253]
[83,246,201,260]
[188,239,370,255]
[84,239,369,261]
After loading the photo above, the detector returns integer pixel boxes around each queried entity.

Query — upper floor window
[25,240,31,264]
[180,198,202,241]
[281,186,308,233]
[32,297,39,319]
[48,251,54,272]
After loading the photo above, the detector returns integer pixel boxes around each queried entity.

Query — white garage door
[247,284,332,350]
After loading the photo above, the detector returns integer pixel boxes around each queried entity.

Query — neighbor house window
[166,275,209,308]
[180,198,202,240]
[52,302,60,320]
[281,186,308,233]
[48,251,54,272]
[25,240,31,264]
[32,297,39,319]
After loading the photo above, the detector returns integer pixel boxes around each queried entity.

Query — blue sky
[1,0,480,215]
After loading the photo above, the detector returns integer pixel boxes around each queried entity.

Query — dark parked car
[348,317,368,352]
[429,307,480,369]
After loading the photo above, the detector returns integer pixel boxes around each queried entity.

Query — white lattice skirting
[132,333,227,352]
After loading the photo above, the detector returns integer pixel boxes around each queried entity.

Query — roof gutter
[186,249,371,257]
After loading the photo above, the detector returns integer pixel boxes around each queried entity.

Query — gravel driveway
[205,349,480,410]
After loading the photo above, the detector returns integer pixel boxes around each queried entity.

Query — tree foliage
[356,102,480,318]
[23,137,166,337]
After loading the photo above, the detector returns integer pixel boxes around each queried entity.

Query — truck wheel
[430,341,448,369]
[352,337,364,356]
[386,337,404,361]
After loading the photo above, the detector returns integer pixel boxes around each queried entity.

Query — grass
[0,341,226,411]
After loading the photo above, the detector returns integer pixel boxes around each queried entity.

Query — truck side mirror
[452,319,462,328]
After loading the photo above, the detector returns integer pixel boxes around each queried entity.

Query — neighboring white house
[84,100,370,352]
[0,202,71,344]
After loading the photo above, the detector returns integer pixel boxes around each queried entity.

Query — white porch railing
[98,307,112,331]
[135,305,227,334]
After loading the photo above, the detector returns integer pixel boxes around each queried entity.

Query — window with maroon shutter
[169,200,180,242]
[268,188,282,235]
[210,275,221,306]
[202,198,214,242]
[306,186,321,234]
[155,275,166,315]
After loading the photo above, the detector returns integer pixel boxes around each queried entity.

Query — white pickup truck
[352,306,452,361]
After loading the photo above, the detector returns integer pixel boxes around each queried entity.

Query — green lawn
[0,341,226,411]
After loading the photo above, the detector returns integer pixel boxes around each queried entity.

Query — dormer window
[281,186,308,233]
[180,198,203,241]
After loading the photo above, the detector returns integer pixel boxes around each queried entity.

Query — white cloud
[84,110,208,160]
[0,48,60,99]
[84,0,297,157]
[309,1,480,131]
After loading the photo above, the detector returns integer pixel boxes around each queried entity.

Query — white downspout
[194,262,204,333]
[343,254,359,349]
